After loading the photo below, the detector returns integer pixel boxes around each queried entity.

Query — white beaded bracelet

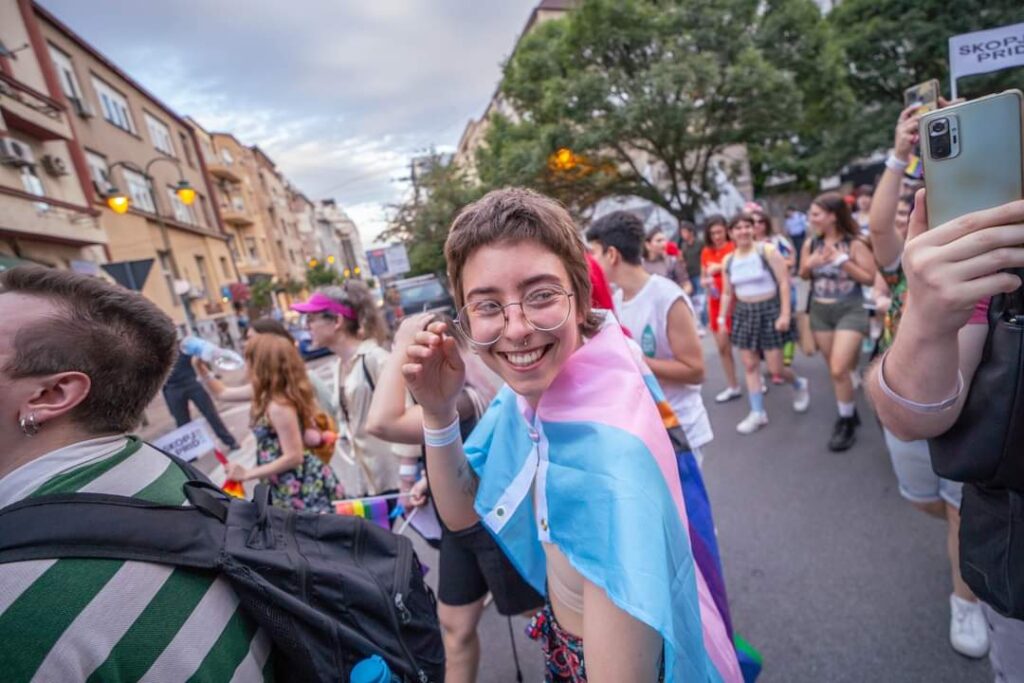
[423,415,461,448]
[878,350,964,413]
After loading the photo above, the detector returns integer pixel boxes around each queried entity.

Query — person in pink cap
[293,282,407,498]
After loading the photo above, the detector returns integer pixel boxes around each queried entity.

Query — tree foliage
[381,153,484,277]
[478,0,804,220]
[829,0,1024,159]
[306,262,340,288]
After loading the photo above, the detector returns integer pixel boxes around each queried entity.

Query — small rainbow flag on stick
[213,450,246,499]
[334,497,392,530]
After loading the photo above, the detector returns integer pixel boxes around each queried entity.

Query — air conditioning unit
[41,154,69,177]
[69,96,94,119]
[0,138,34,167]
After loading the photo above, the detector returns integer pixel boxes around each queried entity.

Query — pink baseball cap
[291,292,356,320]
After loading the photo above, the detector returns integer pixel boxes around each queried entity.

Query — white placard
[152,419,216,462]
[385,244,411,276]
[949,22,1024,98]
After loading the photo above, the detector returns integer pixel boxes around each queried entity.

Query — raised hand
[401,320,466,425]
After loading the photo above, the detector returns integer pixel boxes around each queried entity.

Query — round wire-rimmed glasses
[454,286,575,347]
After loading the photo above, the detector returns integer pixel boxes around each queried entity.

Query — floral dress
[253,416,344,513]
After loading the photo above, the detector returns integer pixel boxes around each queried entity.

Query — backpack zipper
[354,521,427,682]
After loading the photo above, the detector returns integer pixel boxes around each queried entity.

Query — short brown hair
[0,266,178,433]
[318,280,389,344]
[445,188,601,337]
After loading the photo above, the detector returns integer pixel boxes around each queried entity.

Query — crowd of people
[2,98,1023,682]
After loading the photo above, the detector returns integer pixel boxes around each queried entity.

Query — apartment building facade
[28,3,239,335]
[0,0,105,272]
[251,146,306,290]
[316,199,368,280]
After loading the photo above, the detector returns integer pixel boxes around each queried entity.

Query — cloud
[38,0,537,243]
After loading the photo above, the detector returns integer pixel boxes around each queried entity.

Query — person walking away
[367,313,543,683]
[161,350,241,452]
[717,215,810,434]
[784,206,809,268]
[701,215,742,402]
[292,282,404,498]
[0,266,272,681]
[866,195,1024,680]
[587,211,715,464]
[403,188,741,681]
[799,193,877,451]
[865,104,989,658]
[201,334,343,512]
[678,221,707,332]
[642,225,690,293]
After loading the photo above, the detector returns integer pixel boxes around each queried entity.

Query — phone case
[904,79,939,113]
[921,90,1024,229]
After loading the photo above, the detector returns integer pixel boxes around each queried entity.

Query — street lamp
[102,156,199,332]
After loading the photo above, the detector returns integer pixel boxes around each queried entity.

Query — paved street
[139,341,993,682]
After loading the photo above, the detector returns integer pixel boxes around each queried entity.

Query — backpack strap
[0,481,227,568]
[756,243,779,289]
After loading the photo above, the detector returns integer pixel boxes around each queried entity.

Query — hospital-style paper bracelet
[885,154,909,172]
[878,350,964,413]
[423,415,461,448]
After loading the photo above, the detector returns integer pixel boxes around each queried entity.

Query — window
[195,256,212,300]
[231,195,245,212]
[289,249,296,265]
[220,148,234,165]
[198,194,211,227]
[85,151,111,194]
[167,186,196,224]
[245,237,259,260]
[180,132,195,167]
[228,236,241,263]
[157,251,179,306]
[220,256,231,278]
[122,168,155,212]
[92,77,135,133]
[48,45,83,102]
[144,113,174,156]
[20,165,45,197]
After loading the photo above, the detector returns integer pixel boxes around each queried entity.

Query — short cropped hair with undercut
[0,266,178,434]
[445,187,602,338]
[584,210,646,266]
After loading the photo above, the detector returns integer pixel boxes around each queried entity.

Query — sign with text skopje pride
[949,22,1024,98]
[153,419,216,462]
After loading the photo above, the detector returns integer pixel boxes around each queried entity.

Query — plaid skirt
[730,297,793,350]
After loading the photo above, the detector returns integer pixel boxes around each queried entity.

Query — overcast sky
[38,1,538,244]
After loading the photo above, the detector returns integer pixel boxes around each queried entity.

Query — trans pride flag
[464,314,743,682]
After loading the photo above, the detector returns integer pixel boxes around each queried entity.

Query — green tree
[751,0,856,191]
[381,154,484,276]
[829,0,1024,159]
[305,261,340,288]
[479,0,803,221]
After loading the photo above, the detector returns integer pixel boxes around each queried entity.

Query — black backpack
[0,452,445,683]
[928,286,1024,619]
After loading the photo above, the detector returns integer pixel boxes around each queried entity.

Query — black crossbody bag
[929,283,1024,618]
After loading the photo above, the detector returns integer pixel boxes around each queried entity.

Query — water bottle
[180,336,244,372]
[349,655,396,683]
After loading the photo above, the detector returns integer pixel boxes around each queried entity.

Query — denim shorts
[883,428,962,508]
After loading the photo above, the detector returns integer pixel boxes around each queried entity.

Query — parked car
[392,274,456,319]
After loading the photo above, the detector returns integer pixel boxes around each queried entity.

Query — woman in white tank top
[719,215,810,435]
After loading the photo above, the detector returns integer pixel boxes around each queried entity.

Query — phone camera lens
[929,119,948,135]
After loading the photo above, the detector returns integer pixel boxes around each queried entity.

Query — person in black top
[161,352,241,450]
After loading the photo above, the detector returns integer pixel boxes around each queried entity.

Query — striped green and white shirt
[0,435,274,682]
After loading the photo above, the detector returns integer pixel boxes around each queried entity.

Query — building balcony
[0,73,72,141]
[219,205,255,227]
[0,186,105,246]
[207,162,242,183]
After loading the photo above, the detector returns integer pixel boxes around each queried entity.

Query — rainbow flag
[213,449,245,499]
[333,498,391,530]
[905,153,924,180]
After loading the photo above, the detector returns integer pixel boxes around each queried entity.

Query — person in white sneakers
[587,211,714,463]
[718,214,810,434]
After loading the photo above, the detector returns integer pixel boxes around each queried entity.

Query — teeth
[505,348,544,366]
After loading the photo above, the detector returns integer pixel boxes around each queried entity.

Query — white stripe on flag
[138,578,240,683]
[31,562,173,683]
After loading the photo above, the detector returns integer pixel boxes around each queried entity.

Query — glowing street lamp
[174,180,196,206]
[105,190,130,214]
[327,255,336,264]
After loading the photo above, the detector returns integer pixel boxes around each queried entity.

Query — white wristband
[399,464,420,478]
[878,350,964,413]
[885,155,909,172]
[423,415,461,448]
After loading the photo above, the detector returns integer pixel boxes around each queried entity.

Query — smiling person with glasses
[402,188,741,682]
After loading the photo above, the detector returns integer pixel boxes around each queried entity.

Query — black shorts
[438,523,544,615]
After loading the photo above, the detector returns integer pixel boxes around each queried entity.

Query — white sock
[838,401,856,418]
